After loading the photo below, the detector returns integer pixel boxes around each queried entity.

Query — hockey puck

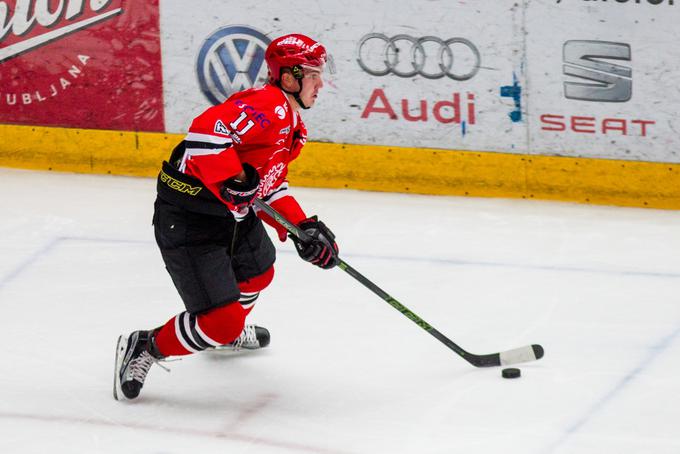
[502,367,521,379]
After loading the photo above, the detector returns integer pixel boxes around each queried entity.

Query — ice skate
[113,330,165,401]
[214,325,270,352]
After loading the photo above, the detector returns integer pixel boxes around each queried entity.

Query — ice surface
[1,168,679,454]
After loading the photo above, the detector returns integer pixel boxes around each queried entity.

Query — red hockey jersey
[178,83,308,239]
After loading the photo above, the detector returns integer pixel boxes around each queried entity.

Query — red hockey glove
[291,216,339,270]
[220,163,260,211]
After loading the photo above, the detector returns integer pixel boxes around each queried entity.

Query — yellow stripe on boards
[298,142,680,209]
[0,124,173,177]
[0,124,678,209]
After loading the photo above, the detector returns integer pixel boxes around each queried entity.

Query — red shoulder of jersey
[180,85,291,184]
[179,84,306,216]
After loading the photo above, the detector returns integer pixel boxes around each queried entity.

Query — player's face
[299,67,324,108]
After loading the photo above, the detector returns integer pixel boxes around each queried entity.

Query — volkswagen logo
[197,25,271,105]
[356,33,481,81]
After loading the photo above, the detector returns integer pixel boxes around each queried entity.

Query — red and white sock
[153,266,275,357]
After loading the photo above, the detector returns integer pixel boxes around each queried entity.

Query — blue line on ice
[0,237,61,291]
[545,323,680,453]
[1,236,677,293]
[0,236,149,291]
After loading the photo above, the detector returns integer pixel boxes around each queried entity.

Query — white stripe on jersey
[184,132,232,145]
[262,182,290,205]
[179,146,231,172]
[179,132,233,172]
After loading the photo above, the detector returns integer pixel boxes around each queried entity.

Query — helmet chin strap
[278,66,311,110]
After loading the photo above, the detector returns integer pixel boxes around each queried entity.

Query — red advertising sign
[0,0,164,131]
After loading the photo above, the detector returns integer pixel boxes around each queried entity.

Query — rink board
[158,0,680,163]
[0,124,677,210]
[1,0,679,209]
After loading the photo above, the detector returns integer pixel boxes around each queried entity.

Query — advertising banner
[526,0,680,163]
[160,0,680,163]
[0,0,164,132]
[160,0,526,154]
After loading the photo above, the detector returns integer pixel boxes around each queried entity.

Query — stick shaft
[253,198,542,367]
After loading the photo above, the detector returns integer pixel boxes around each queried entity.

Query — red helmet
[265,34,327,83]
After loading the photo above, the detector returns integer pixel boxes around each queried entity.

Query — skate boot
[113,330,165,401]
[218,325,270,351]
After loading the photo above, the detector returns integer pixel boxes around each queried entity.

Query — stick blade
[499,344,545,366]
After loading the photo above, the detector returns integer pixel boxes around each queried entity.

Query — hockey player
[114,34,339,400]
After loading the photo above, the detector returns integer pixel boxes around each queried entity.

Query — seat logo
[356,33,481,81]
[563,40,632,102]
[197,25,271,105]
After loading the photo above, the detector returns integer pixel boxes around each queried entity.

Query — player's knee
[197,302,247,345]
[238,265,274,293]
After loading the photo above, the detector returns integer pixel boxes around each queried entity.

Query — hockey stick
[254,199,544,368]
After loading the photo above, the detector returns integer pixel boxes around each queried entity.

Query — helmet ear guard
[291,65,304,80]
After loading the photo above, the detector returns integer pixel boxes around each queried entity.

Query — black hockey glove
[220,163,260,210]
[291,216,339,270]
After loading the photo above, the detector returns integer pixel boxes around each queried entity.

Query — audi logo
[356,33,481,81]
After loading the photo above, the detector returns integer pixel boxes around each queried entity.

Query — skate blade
[113,334,128,401]
[205,345,239,355]
[205,343,264,357]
